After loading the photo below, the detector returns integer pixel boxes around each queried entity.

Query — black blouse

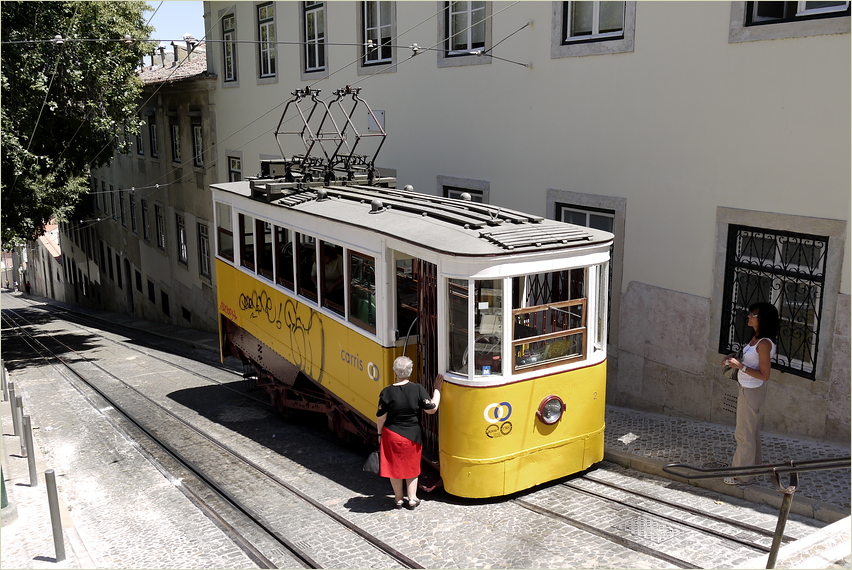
[376,382,436,444]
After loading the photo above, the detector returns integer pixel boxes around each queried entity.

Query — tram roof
[211,179,614,256]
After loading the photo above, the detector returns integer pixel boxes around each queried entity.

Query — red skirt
[379,428,422,479]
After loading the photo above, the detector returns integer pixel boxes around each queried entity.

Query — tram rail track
[2,305,423,569]
[512,472,796,569]
[566,475,797,547]
[7,297,270,406]
[4,295,840,569]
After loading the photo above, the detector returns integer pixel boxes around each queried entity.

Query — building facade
[59,43,220,332]
[202,1,850,442]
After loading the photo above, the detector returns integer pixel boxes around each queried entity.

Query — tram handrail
[663,457,850,569]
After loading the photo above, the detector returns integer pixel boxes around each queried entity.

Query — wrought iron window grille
[720,225,828,379]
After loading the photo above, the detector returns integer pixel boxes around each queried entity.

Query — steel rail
[562,480,780,552]
[3,306,423,569]
[663,458,851,569]
[514,498,699,569]
[577,474,796,543]
[2,308,300,568]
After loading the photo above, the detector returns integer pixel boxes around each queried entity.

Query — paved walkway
[2,290,849,568]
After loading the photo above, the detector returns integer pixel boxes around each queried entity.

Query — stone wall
[611,281,850,444]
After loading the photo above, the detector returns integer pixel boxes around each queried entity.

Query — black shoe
[405,498,421,510]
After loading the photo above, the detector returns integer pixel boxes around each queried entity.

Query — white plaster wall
[204,1,850,440]
[206,1,849,297]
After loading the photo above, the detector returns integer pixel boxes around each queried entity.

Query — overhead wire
[9,1,81,196]
[86,3,237,171]
[89,2,532,204]
[140,2,458,192]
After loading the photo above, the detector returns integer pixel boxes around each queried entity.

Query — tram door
[396,256,439,460]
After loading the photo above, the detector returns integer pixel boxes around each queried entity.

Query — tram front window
[448,279,469,375]
[512,268,587,371]
[474,280,502,376]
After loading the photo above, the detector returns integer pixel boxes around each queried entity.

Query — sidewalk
[2,290,850,568]
[1,397,94,569]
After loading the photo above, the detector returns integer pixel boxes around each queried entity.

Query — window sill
[729,2,850,42]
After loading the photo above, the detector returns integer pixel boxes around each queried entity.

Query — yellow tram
[212,88,614,498]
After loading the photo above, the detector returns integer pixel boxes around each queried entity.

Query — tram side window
[216,202,234,261]
[473,280,503,376]
[239,214,255,271]
[594,263,608,352]
[256,220,273,280]
[512,268,587,372]
[296,233,317,301]
[396,259,418,338]
[349,251,376,333]
[315,241,344,316]
[448,278,469,375]
[274,225,294,290]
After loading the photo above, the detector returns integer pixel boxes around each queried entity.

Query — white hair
[393,356,413,379]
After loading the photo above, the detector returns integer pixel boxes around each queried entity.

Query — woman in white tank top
[721,302,779,485]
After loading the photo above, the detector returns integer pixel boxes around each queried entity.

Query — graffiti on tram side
[220,301,238,322]
[282,297,325,382]
[236,287,326,383]
[239,289,283,329]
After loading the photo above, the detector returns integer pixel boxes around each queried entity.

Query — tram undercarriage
[221,316,442,490]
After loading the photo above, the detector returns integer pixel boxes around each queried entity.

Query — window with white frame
[148,117,158,157]
[229,156,242,181]
[155,204,166,250]
[444,186,485,203]
[439,175,490,203]
[447,1,486,53]
[223,14,237,81]
[362,1,393,65]
[552,2,635,58]
[130,193,137,234]
[176,213,188,265]
[102,182,109,215]
[438,1,492,67]
[192,124,204,167]
[119,189,126,226]
[562,1,625,42]
[258,3,276,77]
[142,199,150,241]
[746,0,849,24]
[557,204,615,233]
[198,223,211,277]
[171,122,181,162]
[730,1,849,41]
[304,1,326,72]
[136,116,144,155]
[110,185,117,220]
[719,225,828,379]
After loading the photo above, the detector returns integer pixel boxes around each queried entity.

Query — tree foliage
[1,1,154,242]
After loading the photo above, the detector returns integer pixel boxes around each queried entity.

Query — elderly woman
[376,356,443,509]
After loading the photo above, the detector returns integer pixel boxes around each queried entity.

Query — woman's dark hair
[749,302,779,342]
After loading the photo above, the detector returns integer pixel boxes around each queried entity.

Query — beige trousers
[732,382,768,483]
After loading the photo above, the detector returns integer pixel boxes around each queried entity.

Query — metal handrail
[663,457,850,481]
[663,457,850,569]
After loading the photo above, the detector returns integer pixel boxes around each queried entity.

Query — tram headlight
[537,395,565,425]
